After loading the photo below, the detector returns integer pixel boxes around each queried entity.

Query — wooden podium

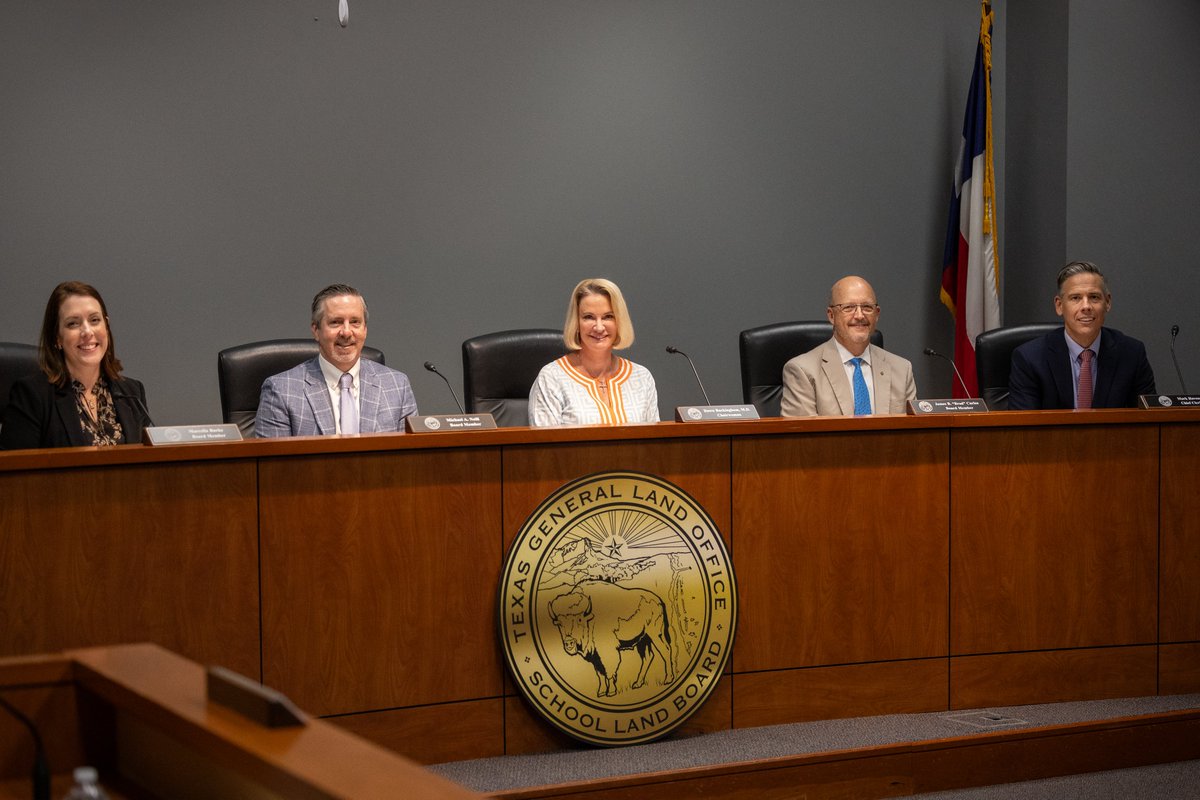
[0,643,481,799]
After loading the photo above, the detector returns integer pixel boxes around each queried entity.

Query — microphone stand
[665,347,712,405]
[424,362,465,414]
[923,348,973,398]
[0,694,50,800]
[1169,325,1188,394]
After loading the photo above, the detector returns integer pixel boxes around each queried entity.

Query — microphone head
[923,347,937,356]
[424,361,437,372]
[1171,324,1180,337]
[665,346,678,354]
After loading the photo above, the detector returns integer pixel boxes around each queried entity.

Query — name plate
[674,405,761,422]
[207,665,305,728]
[143,424,243,445]
[1140,394,1200,408]
[405,413,498,433]
[906,398,990,415]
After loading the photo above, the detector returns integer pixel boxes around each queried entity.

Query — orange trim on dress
[557,356,634,424]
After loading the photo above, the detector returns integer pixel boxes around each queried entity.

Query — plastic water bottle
[64,766,109,799]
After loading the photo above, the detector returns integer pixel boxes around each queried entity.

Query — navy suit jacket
[1008,326,1155,410]
[1,373,152,450]
[254,356,417,437]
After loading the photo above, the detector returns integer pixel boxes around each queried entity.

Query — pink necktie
[1077,349,1094,409]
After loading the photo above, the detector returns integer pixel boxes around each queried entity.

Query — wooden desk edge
[4,407,1196,472]
[64,643,484,799]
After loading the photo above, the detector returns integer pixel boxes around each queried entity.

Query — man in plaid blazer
[255,284,417,437]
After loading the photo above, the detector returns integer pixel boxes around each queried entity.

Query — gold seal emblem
[499,471,737,746]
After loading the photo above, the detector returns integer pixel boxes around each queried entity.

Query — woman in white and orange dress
[528,278,659,427]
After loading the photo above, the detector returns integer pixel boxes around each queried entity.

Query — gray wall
[1005,0,1200,392]
[3,1,1192,426]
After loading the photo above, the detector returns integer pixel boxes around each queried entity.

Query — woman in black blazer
[1,281,152,450]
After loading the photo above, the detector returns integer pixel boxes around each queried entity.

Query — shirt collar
[1063,328,1101,361]
[833,339,871,367]
[317,353,361,390]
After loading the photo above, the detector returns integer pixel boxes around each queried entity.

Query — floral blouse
[72,379,124,446]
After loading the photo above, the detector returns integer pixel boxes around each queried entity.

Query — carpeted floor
[916,758,1200,798]
[429,694,1200,796]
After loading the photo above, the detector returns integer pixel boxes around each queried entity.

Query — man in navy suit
[255,284,417,437]
[1008,262,1155,410]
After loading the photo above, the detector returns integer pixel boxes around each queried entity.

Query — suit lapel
[304,361,336,435]
[1044,333,1074,407]
[871,347,892,413]
[820,340,855,415]
[357,361,381,433]
[111,378,140,443]
[1092,328,1115,407]
[53,386,91,447]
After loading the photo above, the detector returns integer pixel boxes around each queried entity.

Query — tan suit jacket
[780,339,916,417]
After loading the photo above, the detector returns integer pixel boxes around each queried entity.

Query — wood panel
[732,431,949,672]
[0,683,84,782]
[330,699,504,765]
[501,438,732,553]
[260,448,503,716]
[0,461,259,677]
[1161,424,1200,642]
[1160,643,1200,694]
[503,695,580,757]
[949,646,1157,709]
[732,659,948,728]
[951,425,1158,654]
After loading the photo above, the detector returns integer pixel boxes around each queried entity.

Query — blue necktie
[851,357,871,416]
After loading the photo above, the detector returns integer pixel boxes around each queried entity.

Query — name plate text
[1140,394,1200,408]
[405,413,498,433]
[143,424,243,445]
[906,398,990,415]
[674,405,761,422]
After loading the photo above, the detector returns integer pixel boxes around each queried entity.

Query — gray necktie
[339,372,359,434]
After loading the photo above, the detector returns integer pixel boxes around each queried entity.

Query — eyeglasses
[829,303,878,316]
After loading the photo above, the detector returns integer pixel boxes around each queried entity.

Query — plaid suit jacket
[254,357,417,437]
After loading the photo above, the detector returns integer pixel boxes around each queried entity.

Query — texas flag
[940,1,1001,397]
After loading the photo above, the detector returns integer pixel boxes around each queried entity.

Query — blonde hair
[562,278,635,351]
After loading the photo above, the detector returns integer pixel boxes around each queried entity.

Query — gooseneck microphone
[0,694,50,800]
[665,346,712,405]
[112,386,155,428]
[424,361,465,414]
[923,348,973,398]
[1169,325,1188,394]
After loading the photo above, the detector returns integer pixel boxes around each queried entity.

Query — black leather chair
[217,339,386,437]
[462,329,565,427]
[739,322,884,417]
[974,323,1060,411]
[1,342,41,429]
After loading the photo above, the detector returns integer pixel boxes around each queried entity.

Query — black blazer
[0,374,152,450]
[1008,326,1156,410]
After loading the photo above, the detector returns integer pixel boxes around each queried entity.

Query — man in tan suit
[781,276,916,416]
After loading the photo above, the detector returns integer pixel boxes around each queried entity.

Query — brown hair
[311,283,369,326]
[38,281,124,387]
[1056,261,1110,296]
